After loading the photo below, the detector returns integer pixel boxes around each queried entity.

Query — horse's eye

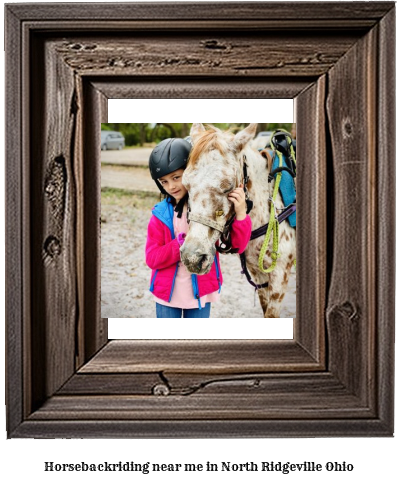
[223,185,234,194]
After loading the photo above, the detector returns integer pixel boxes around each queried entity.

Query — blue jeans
[156,302,211,318]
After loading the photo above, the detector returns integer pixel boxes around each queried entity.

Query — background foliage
[101,123,295,147]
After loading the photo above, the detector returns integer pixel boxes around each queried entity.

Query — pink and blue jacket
[145,198,252,308]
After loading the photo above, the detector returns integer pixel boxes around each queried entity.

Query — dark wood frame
[5,2,395,438]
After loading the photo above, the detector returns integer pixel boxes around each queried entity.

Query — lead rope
[258,162,282,273]
[258,130,296,273]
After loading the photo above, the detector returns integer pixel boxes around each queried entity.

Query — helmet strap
[174,194,188,218]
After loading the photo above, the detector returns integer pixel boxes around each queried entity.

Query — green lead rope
[258,153,282,273]
[258,128,297,274]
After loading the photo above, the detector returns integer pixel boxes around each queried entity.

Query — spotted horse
[180,123,296,318]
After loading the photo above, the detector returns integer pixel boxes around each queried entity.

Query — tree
[181,123,189,138]
[139,123,146,146]
[257,123,269,132]
[151,123,177,140]
[100,122,296,146]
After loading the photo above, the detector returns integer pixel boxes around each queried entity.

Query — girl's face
[158,169,188,203]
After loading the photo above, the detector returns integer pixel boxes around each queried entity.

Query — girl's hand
[177,232,186,247]
[228,184,247,221]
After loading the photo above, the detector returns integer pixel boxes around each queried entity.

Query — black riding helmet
[149,138,192,194]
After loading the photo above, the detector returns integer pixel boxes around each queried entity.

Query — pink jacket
[145,198,252,307]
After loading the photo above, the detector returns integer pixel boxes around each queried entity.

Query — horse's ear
[190,123,205,143]
[232,123,258,152]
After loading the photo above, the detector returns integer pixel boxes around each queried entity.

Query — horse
[180,123,296,318]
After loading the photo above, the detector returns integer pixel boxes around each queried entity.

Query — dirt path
[101,165,156,192]
[101,147,153,166]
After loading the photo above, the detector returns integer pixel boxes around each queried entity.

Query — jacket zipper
[191,275,202,309]
[168,263,179,302]
[150,199,177,299]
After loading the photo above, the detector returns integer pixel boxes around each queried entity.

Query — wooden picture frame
[5,2,395,438]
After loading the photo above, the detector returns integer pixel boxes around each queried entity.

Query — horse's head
[181,123,257,274]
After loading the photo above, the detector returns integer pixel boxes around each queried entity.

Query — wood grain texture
[34,371,376,423]
[93,76,324,367]
[20,19,384,33]
[79,340,321,374]
[5,2,395,438]
[375,7,395,432]
[92,79,310,100]
[54,34,359,78]
[7,2,394,23]
[73,73,85,370]
[82,81,108,361]
[295,75,327,363]
[13,418,391,439]
[326,26,377,404]
[58,372,162,395]
[29,392,371,421]
[99,90,108,123]
[5,5,24,436]
[30,36,78,408]
[60,371,359,398]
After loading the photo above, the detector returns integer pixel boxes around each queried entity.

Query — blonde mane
[188,125,233,166]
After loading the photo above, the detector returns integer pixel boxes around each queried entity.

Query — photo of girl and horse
[101,123,296,319]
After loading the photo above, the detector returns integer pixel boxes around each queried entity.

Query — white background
[1,1,398,486]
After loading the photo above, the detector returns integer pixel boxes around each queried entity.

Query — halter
[187,211,226,233]
[185,130,296,294]
[187,155,253,253]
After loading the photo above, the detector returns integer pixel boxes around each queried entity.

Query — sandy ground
[102,147,153,166]
[101,166,296,319]
[101,165,157,192]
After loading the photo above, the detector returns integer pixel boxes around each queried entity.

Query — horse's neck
[244,148,272,228]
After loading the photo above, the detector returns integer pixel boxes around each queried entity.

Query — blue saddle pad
[270,150,296,228]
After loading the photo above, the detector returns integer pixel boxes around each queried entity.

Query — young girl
[146,137,252,318]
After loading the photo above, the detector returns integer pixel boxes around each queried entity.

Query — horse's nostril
[198,254,207,267]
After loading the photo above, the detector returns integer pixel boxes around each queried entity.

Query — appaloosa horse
[180,123,296,318]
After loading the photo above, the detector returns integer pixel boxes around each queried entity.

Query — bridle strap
[242,157,253,213]
[240,253,269,289]
[187,154,252,252]
[187,212,225,233]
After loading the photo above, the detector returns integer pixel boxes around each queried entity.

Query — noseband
[186,211,227,233]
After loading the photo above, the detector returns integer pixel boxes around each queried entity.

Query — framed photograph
[101,113,297,339]
[5,2,395,437]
